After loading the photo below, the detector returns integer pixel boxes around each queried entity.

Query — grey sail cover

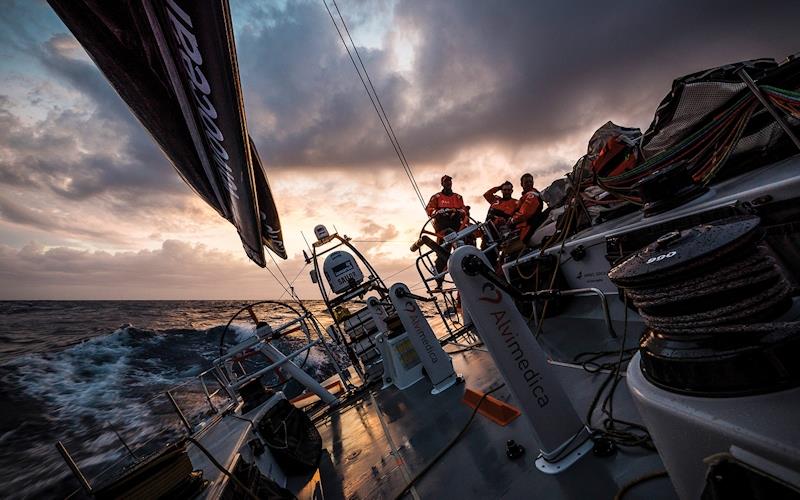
[47,0,287,264]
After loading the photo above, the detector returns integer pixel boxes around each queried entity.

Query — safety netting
[581,57,800,205]
[528,55,800,254]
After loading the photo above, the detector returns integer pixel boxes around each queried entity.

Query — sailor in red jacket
[426,175,468,224]
[483,181,517,229]
[509,173,544,243]
[425,175,468,289]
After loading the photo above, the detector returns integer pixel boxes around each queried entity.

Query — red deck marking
[462,387,521,426]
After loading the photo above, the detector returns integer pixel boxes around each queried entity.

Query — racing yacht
[46,1,800,499]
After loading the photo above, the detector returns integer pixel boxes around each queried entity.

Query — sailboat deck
[316,345,678,499]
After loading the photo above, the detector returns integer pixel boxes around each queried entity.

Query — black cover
[641,59,777,159]
[257,398,322,475]
[47,0,287,264]
[641,57,800,174]
[226,459,294,499]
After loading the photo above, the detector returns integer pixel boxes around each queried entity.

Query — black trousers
[432,218,460,287]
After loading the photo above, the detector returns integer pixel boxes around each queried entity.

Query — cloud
[9,1,798,194]
[0,240,269,299]
[0,238,423,300]
[0,88,218,244]
[0,194,127,243]
[2,1,799,299]
[358,221,399,241]
[0,32,186,204]
[234,0,800,171]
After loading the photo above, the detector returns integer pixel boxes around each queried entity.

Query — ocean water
[0,300,349,499]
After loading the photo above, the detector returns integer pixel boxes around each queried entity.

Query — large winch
[609,215,800,396]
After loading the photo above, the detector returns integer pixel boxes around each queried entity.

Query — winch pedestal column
[367,296,425,390]
[390,283,460,394]
[449,246,590,472]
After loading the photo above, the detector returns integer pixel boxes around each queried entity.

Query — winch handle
[410,235,451,260]
[394,286,436,302]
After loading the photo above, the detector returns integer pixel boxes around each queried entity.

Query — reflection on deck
[317,345,676,499]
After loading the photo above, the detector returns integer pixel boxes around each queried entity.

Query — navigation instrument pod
[324,251,364,294]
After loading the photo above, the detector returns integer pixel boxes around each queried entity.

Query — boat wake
[0,311,344,498]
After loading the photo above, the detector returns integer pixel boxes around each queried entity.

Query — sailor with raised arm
[425,175,468,289]
[483,180,518,229]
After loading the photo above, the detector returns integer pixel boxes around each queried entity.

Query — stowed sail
[47,0,287,264]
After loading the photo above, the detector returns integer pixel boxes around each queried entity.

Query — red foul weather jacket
[509,189,543,241]
[483,189,518,226]
[426,191,468,233]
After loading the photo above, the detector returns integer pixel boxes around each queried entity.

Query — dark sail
[47,0,287,264]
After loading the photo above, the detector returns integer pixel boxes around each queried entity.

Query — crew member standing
[509,173,544,245]
[425,175,468,289]
[483,181,517,229]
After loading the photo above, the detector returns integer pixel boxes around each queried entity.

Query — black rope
[393,383,506,499]
[582,295,654,450]
[614,470,669,500]
[186,437,260,500]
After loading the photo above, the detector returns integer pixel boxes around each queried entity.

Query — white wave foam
[228,322,258,343]
[6,326,169,442]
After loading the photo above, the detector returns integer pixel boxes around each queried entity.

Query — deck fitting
[462,388,521,426]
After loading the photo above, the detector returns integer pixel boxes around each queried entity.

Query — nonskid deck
[315,345,677,499]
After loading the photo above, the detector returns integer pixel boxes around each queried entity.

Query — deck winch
[609,215,800,395]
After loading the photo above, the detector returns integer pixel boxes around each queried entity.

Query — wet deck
[315,344,678,499]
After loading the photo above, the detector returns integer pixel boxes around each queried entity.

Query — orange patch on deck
[462,387,521,426]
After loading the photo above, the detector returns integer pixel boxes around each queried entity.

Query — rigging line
[278,262,310,300]
[267,249,293,289]
[264,262,294,299]
[331,0,425,206]
[384,261,420,280]
[332,13,425,213]
[300,231,314,253]
[288,262,310,288]
[268,251,302,302]
[322,0,426,210]
[333,0,425,204]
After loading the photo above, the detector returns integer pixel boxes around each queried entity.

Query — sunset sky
[1,0,798,299]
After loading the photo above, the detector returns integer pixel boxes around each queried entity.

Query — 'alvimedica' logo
[403,296,437,363]
[479,282,502,304]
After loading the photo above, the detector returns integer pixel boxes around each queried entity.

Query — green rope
[761,85,800,100]
[590,83,799,201]
[600,94,753,183]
